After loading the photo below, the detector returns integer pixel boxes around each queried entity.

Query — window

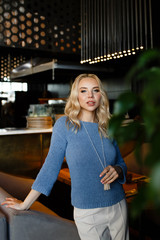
[0,82,27,104]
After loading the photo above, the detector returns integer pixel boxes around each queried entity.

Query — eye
[93,88,100,93]
[80,90,87,93]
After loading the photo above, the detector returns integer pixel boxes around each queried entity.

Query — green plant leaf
[150,162,160,192]
[113,92,138,115]
[108,115,124,138]
[110,49,160,215]
[125,49,160,84]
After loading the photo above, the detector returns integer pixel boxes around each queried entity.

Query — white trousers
[74,199,129,240]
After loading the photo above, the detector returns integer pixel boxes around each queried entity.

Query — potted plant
[109,49,160,218]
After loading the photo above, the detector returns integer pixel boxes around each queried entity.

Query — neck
[78,111,96,123]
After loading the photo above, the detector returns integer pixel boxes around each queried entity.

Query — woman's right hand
[1,197,26,210]
[1,189,41,211]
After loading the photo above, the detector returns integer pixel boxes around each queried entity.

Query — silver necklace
[82,122,110,190]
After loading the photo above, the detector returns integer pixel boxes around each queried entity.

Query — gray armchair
[0,210,7,240]
[0,172,80,240]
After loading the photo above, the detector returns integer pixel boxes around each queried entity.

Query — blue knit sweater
[32,116,127,209]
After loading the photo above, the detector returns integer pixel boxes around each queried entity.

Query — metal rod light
[80,0,153,64]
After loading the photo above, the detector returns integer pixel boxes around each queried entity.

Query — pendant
[104,183,110,191]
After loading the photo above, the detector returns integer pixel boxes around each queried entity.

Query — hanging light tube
[94,0,97,60]
[122,0,127,54]
[106,0,110,58]
[85,0,89,61]
[80,0,85,63]
[112,0,116,56]
[100,0,104,59]
[103,0,107,58]
[110,0,114,56]
[116,0,122,56]
[139,0,143,49]
[81,0,154,64]
[148,0,153,48]
[90,0,95,62]
[144,0,148,49]
[135,0,139,50]
[88,0,91,62]
[97,0,100,60]
[130,0,135,52]
[126,0,131,54]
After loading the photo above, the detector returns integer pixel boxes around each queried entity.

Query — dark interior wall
[152,0,160,50]
[47,74,131,115]
[47,83,70,98]
[47,76,131,99]
[11,73,131,128]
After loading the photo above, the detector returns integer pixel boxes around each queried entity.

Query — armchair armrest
[0,187,80,240]
[9,209,80,240]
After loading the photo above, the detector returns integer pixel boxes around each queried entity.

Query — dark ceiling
[0,0,159,83]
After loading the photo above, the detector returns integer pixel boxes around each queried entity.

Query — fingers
[99,166,110,177]
[1,198,16,207]
[100,165,119,184]
[1,197,22,209]
[1,197,15,205]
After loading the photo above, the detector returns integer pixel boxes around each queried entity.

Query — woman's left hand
[99,165,123,185]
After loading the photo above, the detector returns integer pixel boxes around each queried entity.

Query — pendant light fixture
[80,0,153,64]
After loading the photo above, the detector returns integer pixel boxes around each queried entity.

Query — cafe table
[57,168,149,201]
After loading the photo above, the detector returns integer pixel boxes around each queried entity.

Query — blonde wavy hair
[64,73,111,137]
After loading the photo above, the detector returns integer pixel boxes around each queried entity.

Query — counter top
[0,128,53,136]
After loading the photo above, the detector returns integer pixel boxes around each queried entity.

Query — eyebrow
[79,86,99,89]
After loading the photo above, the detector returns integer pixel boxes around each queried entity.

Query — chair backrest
[0,171,34,200]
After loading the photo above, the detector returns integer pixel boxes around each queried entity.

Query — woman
[2,74,129,240]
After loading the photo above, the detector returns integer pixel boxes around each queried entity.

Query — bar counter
[0,128,52,177]
[0,128,52,136]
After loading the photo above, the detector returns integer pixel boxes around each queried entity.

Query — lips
[87,101,95,106]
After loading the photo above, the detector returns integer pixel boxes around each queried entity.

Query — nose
[88,90,93,98]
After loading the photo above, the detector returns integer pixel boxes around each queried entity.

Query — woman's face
[78,77,102,114]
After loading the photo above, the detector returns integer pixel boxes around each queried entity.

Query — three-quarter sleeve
[32,119,67,196]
